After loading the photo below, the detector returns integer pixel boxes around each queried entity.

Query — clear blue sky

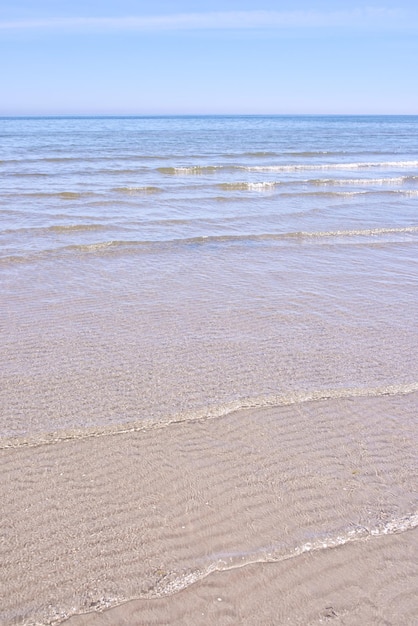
[2,1,418,115]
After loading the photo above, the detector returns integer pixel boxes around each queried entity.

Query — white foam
[113,186,161,194]
[219,181,278,191]
[3,382,418,450]
[398,189,418,197]
[242,161,418,172]
[311,176,407,185]
[144,511,418,598]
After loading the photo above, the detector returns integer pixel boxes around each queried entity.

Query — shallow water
[1,116,417,624]
[1,115,418,442]
[2,394,418,624]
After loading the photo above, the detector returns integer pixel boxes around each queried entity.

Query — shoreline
[2,392,418,625]
[65,528,418,625]
[3,381,418,449]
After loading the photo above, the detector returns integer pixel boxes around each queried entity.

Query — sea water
[1,115,418,440]
[1,115,418,625]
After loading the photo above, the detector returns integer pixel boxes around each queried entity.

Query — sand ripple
[1,392,417,625]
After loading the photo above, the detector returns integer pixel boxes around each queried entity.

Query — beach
[3,394,418,624]
[1,115,418,624]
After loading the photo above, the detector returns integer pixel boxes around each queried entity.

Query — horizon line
[1,113,417,118]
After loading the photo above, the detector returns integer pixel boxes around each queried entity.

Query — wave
[2,223,109,236]
[47,223,108,233]
[112,186,162,194]
[216,176,418,193]
[3,185,415,206]
[397,189,418,197]
[96,168,148,175]
[42,155,170,163]
[219,176,415,189]
[156,161,418,176]
[2,191,96,200]
[0,151,412,167]
[231,151,279,158]
[285,150,409,157]
[217,187,368,198]
[293,189,418,199]
[309,176,409,185]
[2,382,418,450]
[216,185,367,198]
[218,182,279,191]
[157,166,222,175]
[143,512,418,599]
[241,160,418,172]
[7,172,50,178]
[2,226,418,266]
[40,226,418,247]
[0,155,171,165]
[277,190,413,199]
[58,191,86,200]
[282,190,369,198]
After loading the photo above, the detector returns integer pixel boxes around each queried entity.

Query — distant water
[1,115,418,443]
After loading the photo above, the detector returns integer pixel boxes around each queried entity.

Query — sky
[1,1,418,115]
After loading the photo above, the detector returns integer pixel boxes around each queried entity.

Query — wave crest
[113,186,162,194]
[2,382,418,449]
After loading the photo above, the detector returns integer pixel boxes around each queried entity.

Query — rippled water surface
[1,116,418,625]
[1,115,418,440]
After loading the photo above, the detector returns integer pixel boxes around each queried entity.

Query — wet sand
[66,530,418,626]
[2,391,417,625]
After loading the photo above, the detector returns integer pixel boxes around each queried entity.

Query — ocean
[1,115,418,624]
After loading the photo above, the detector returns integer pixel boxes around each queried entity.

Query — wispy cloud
[0,8,413,32]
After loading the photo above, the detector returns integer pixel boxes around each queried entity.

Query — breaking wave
[143,512,418,599]
[156,161,418,176]
[218,182,279,191]
[3,382,418,449]
[112,186,162,194]
[2,226,418,266]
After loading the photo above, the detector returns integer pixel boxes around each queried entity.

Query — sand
[66,530,418,625]
[2,392,417,625]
